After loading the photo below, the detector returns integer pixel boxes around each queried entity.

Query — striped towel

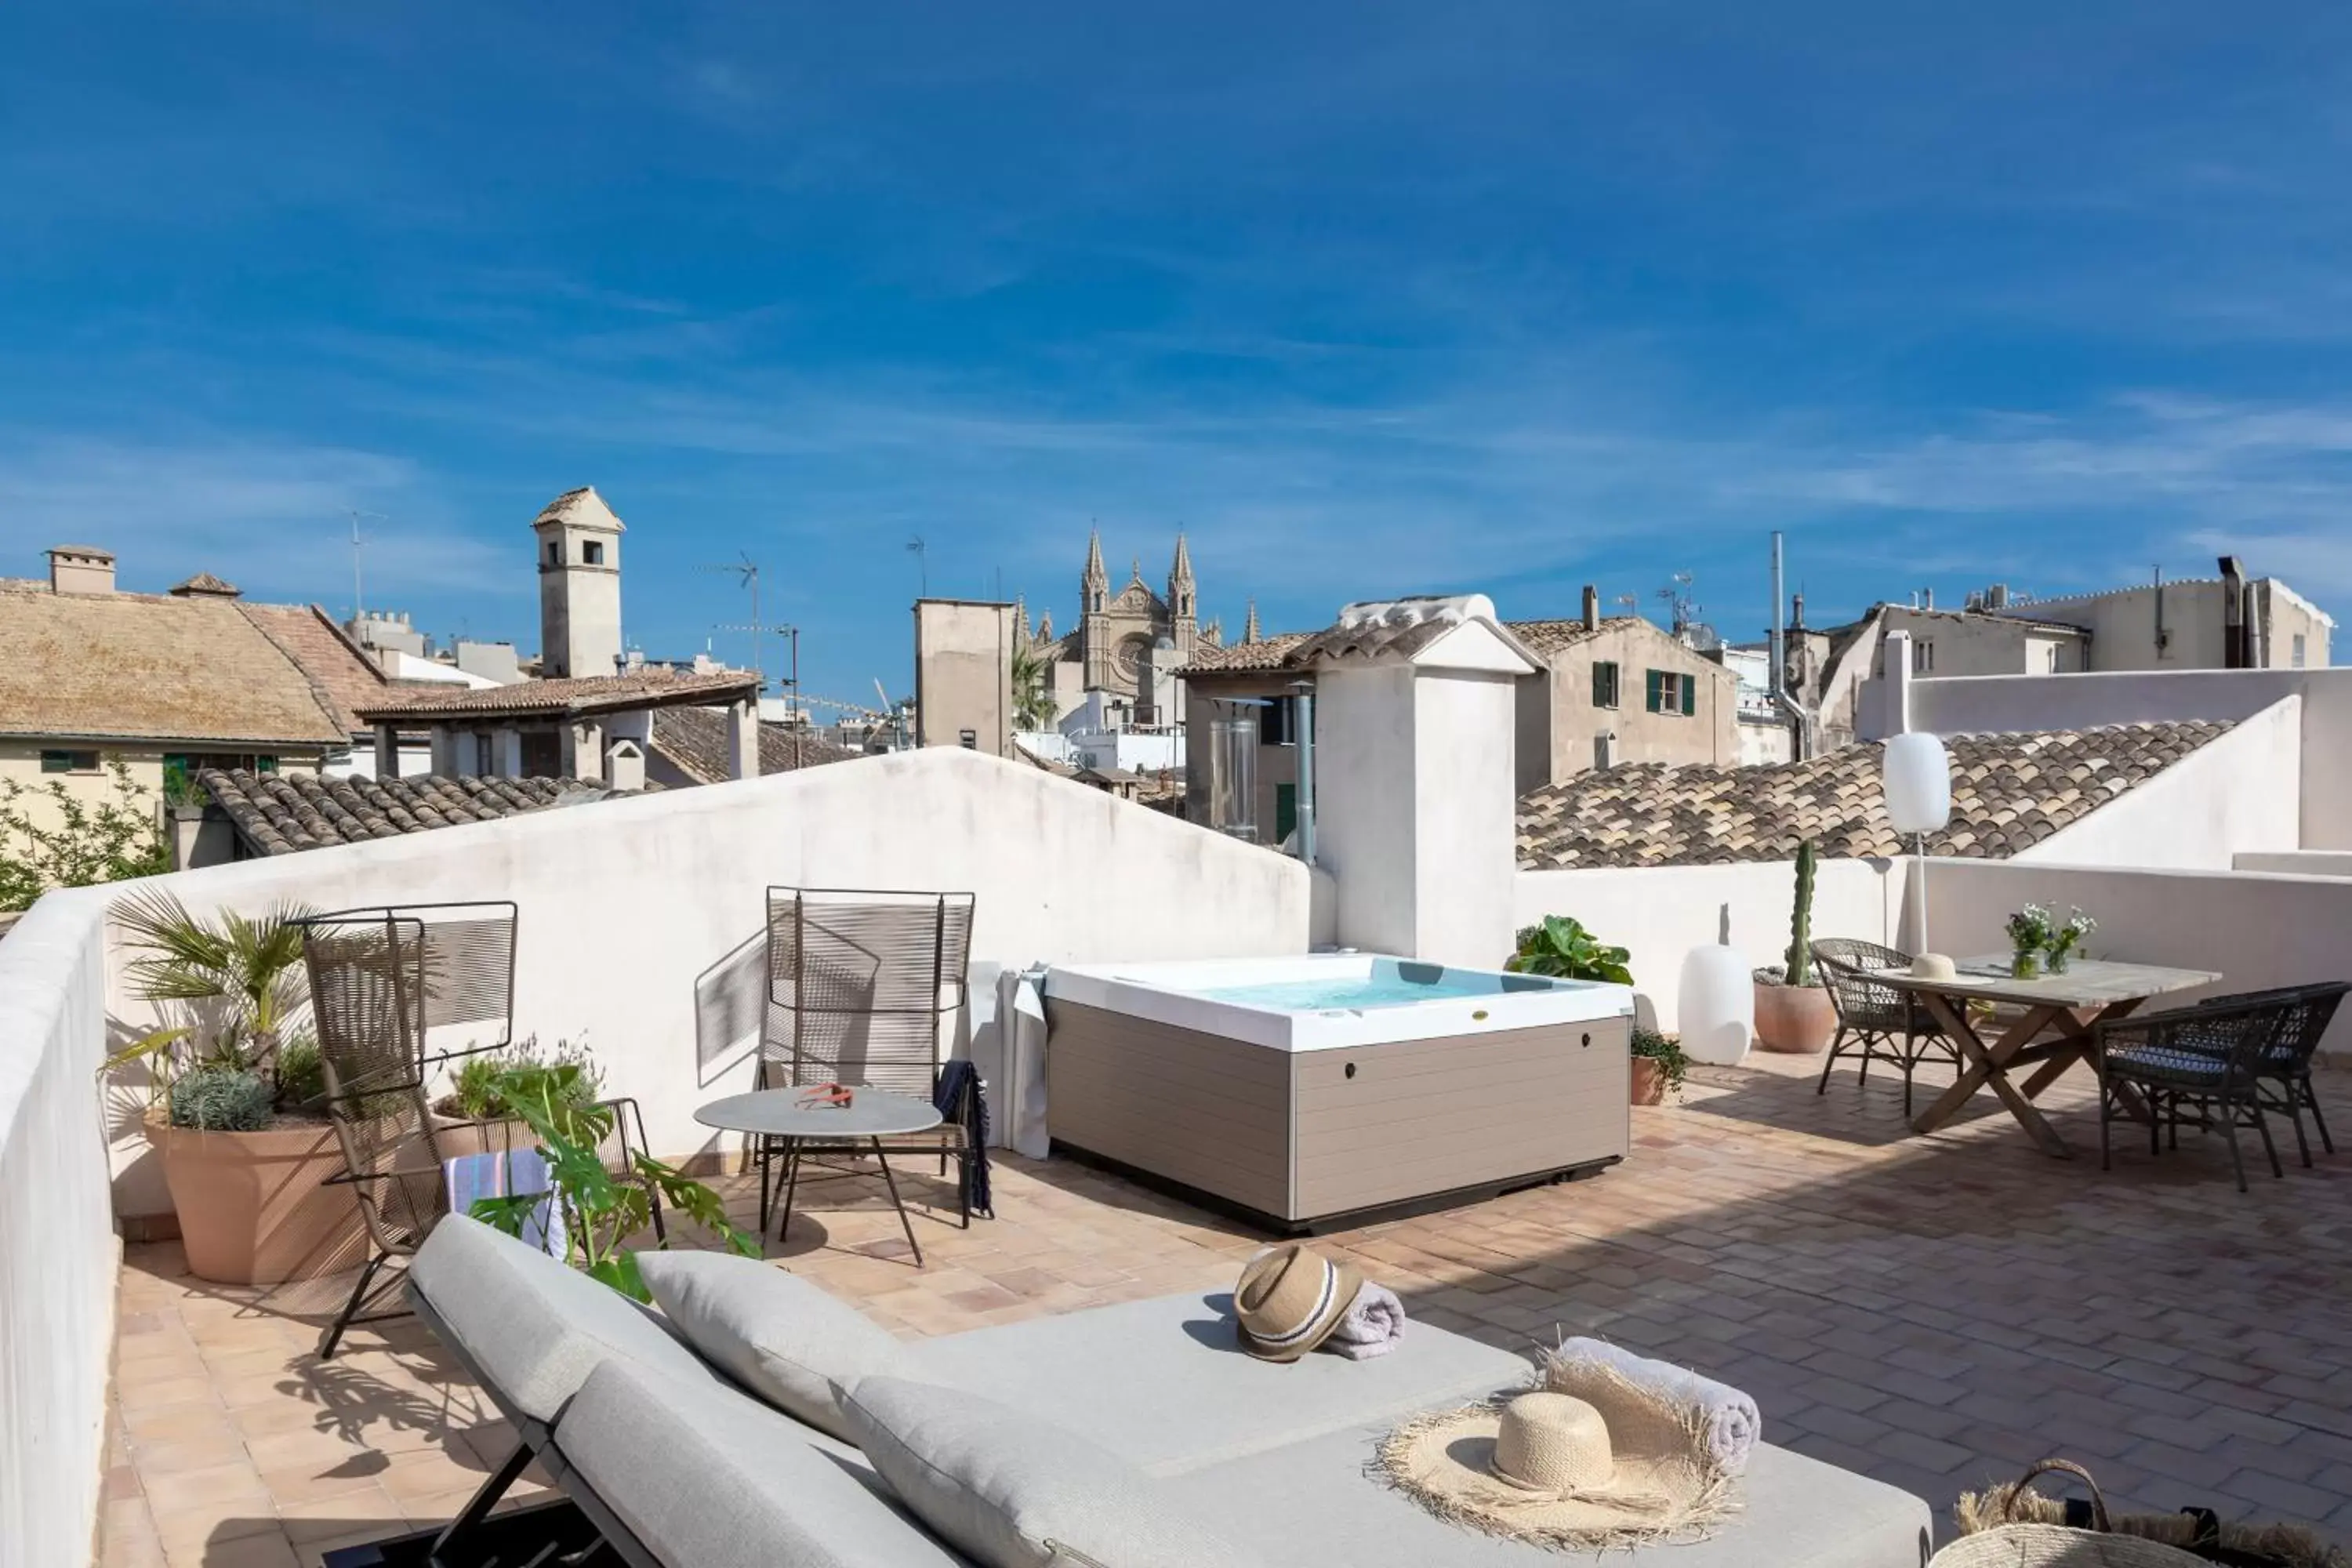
[445,1148,567,1258]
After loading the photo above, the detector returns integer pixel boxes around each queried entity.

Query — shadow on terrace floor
[100,1053,2352,1564]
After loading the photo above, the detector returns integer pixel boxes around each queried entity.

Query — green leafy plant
[437,1035,604,1122]
[467,1063,757,1301]
[0,757,170,912]
[1630,1027,1689,1098]
[1011,641,1058,731]
[107,891,318,1126]
[169,1067,274,1131]
[1506,915,1634,985]
[1781,839,1817,986]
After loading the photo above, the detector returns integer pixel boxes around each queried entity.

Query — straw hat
[1380,1365,1732,1550]
[1233,1245,1363,1363]
[1912,953,1959,981]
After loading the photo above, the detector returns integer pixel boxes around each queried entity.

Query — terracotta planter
[433,1116,536,1161]
[144,1112,368,1285]
[1631,1057,1668,1106]
[1752,980,1838,1054]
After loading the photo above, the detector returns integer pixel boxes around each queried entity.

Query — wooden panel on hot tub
[1290,1018,1628,1220]
[1044,1000,1293,1218]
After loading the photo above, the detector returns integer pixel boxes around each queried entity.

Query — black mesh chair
[758,888,980,1232]
[2097,996,2288,1192]
[299,908,484,1359]
[1809,938,1958,1117]
[2195,982,2351,1167]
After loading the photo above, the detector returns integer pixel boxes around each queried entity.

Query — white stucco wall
[1316,663,1418,958]
[2234,851,2352,877]
[1412,668,1525,967]
[1513,858,1905,1032]
[1893,667,2352,851]
[2016,697,2302,870]
[100,749,1314,1216]
[1922,857,2352,1058]
[0,887,117,1568]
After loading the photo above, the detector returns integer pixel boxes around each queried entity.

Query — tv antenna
[347,510,389,625]
[700,553,779,692]
[1655,572,1700,637]
[906,536,928,597]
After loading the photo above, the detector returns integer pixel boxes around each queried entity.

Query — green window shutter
[1644,669,1663,713]
[162,753,189,789]
[1275,783,1298,843]
[256,756,279,775]
[1682,675,1696,717]
[1592,663,1606,706]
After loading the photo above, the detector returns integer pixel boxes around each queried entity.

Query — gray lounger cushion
[560,1359,966,1568]
[1163,1425,1933,1568]
[638,1250,909,1440]
[906,1289,1530,1473]
[405,1215,719,1424]
[840,1376,1268,1568]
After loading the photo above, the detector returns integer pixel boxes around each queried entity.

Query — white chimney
[47,546,116,596]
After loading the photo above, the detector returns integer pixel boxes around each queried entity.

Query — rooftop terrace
[96,1052,2352,1566]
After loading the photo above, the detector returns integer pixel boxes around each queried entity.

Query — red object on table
[797,1082,855,1109]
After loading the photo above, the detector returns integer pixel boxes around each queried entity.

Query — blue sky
[5,3,2351,701]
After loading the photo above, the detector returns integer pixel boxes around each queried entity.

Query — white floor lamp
[1882,731,1951,956]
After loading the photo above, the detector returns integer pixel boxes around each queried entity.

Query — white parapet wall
[1923,857,2352,1058]
[0,887,118,1568]
[97,747,1315,1219]
[2013,696,2302,870]
[1513,858,1907,1033]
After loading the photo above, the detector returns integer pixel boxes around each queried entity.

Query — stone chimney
[1581,584,1600,633]
[47,546,116,596]
[1987,583,2009,611]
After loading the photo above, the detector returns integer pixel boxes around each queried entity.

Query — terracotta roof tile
[196,768,626,855]
[648,706,860,785]
[1515,720,2234,869]
[0,582,349,746]
[234,603,394,735]
[352,668,757,722]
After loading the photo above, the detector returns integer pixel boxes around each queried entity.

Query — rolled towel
[1547,1336,1761,1475]
[1324,1280,1407,1360]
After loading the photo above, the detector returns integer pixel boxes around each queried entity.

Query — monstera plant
[1505,916,1634,985]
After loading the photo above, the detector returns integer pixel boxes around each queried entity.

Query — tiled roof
[1181,631,1312,675]
[234,603,396,735]
[352,669,757,722]
[1184,615,1667,675]
[196,768,617,855]
[168,572,241,598]
[1515,720,2235,869]
[533,485,626,533]
[0,581,350,747]
[649,706,862,785]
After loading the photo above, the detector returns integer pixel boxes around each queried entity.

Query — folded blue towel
[445,1147,567,1258]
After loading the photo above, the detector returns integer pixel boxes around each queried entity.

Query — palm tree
[110,890,316,1085]
[1011,642,1058,731]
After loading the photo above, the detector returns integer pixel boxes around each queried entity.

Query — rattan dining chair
[758,887,979,1230]
[2096,996,2288,1192]
[2194,981,2351,1167]
[1809,938,1958,1118]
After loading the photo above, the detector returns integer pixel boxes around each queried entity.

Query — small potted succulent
[1754,840,1837,1052]
[2005,904,2053,979]
[1629,1028,1688,1105]
[2045,908,2096,974]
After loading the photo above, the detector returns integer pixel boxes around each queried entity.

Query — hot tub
[1042,953,1635,1232]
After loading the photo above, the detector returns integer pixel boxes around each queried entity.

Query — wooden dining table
[1885,956,2221,1157]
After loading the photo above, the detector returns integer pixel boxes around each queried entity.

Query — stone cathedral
[1018,529,1228,723]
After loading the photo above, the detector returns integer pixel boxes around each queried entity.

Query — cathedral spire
[1083,525,1108,593]
[1013,593,1029,641]
[1243,598,1261,643]
[1169,531,1195,593]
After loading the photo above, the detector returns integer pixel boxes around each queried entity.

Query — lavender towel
[445,1148,567,1258]
[1324,1281,1407,1360]
[1552,1336,1761,1475]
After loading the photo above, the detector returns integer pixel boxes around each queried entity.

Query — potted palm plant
[111,891,368,1284]
[1752,840,1838,1053]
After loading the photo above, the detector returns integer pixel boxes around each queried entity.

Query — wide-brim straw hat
[1234,1244,1363,1363]
[1380,1362,1733,1551]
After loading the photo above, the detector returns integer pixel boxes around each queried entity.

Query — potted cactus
[1752,840,1838,1053]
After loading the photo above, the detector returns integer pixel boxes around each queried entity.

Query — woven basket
[1933,1462,2209,1568]
[1943,1459,2347,1568]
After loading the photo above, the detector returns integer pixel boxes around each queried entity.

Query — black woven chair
[1809,938,1958,1117]
[757,887,979,1231]
[2195,982,2351,1167]
[2096,996,2288,1192]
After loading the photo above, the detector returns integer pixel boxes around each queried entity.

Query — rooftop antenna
[347,510,388,625]
[701,552,770,691]
[1655,572,1700,636]
[907,536,929,597]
